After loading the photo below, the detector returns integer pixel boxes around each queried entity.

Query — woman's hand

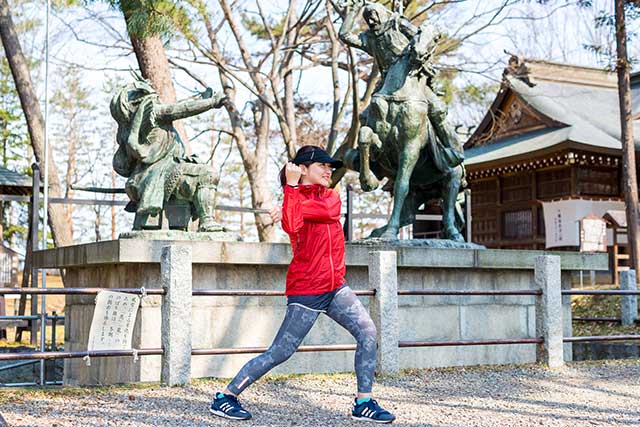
[285,162,302,186]
[268,206,282,224]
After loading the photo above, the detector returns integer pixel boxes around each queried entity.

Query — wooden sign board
[579,215,607,253]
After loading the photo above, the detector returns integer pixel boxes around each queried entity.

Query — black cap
[293,147,344,168]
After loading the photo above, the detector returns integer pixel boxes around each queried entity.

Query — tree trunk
[0,0,73,249]
[283,71,297,157]
[239,179,245,239]
[94,205,101,242]
[245,104,275,242]
[283,1,298,157]
[325,5,341,155]
[123,9,191,155]
[247,168,274,241]
[615,0,640,280]
[219,92,275,242]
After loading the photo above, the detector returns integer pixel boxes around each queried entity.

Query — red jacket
[281,184,346,295]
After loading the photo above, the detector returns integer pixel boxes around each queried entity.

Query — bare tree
[51,67,96,237]
[0,0,72,249]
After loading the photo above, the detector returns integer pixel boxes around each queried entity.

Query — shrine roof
[465,127,569,166]
[0,166,33,195]
[465,57,640,167]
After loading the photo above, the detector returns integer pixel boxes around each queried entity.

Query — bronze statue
[110,77,227,232]
[338,0,466,241]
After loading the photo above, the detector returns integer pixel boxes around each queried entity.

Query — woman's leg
[325,286,377,395]
[225,304,320,395]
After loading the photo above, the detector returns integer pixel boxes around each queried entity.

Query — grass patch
[571,284,640,336]
[0,341,37,349]
[0,325,65,348]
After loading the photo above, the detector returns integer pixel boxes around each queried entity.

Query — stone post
[535,255,564,368]
[369,250,399,375]
[620,270,638,326]
[160,245,192,386]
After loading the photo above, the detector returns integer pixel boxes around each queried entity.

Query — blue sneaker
[210,392,252,420]
[352,398,396,423]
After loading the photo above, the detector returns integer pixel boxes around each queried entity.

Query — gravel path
[1,360,639,427]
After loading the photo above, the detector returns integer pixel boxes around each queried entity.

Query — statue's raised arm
[338,0,370,52]
[399,15,420,39]
[337,1,423,81]
[155,88,227,122]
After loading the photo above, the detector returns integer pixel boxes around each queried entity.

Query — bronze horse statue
[338,1,466,241]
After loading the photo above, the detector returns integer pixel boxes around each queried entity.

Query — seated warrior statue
[110,77,227,231]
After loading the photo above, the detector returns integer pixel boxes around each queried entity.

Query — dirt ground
[1,360,639,427]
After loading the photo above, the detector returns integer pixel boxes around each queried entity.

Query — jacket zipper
[327,223,335,288]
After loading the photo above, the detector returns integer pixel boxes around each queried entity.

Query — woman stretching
[210,145,396,424]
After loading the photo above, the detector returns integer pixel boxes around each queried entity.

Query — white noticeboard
[580,216,608,253]
[542,199,625,248]
[87,291,140,351]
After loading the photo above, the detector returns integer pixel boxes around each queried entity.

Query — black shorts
[287,283,348,312]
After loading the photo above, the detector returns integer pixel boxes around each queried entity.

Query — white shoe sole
[209,407,251,421]
[351,415,395,424]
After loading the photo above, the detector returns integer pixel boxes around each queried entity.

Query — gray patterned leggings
[226,286,377,395]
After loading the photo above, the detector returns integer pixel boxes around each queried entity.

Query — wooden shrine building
[464,56,640,250]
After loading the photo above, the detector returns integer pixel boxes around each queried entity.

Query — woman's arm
[282,187,341,238]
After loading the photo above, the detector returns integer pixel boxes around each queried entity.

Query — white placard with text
[580,216,608,253]
[87,291,140,351]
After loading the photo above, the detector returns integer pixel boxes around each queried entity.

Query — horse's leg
[381,138,421,239]
[329,140,356,187]
[441,164,464,242]
[399,190,417,229]
[358,126,382,192]
[368,191,416,238]
[368,223,387,238]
